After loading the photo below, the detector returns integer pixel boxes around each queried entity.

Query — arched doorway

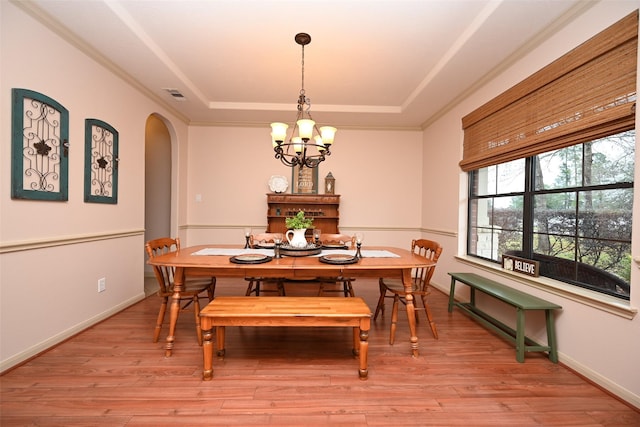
[144,114,172,288]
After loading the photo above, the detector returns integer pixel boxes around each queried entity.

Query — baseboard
[558,353,640,410]
[0,293,146,374]
[433,280,639,410]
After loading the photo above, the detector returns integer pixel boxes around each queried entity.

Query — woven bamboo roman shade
[460,10,638,172]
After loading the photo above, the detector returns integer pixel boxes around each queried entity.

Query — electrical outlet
[98,277,106,293]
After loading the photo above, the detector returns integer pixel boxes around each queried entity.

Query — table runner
[192,248,399,258]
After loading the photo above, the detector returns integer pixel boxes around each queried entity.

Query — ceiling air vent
[163,88,186,101]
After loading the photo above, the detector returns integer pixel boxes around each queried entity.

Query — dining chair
[317,233,357,297]
[145,237,216,345]
[245,233,286,296]
[374,239,442,344]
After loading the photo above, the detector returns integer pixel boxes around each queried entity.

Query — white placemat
[318,249,399,258]
[192,248,400,258]
[361,250,400,258]
[192,248,274,256]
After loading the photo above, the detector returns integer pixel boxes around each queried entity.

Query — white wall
[422,2,640,408]
[0,2,187,370]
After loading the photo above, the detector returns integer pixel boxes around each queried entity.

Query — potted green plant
[285,210,314,229]
[285,210,313,248]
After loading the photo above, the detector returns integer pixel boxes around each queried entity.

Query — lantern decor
[324,171,335,194]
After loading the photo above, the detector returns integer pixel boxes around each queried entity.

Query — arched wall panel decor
[11,88,69,201]
[84,119,119,204]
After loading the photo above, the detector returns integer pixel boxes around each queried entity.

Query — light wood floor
[2,278,638,426]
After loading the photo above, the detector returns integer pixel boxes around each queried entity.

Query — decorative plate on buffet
[268,175,288,193]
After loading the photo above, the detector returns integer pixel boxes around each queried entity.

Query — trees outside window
[468,130,634,300]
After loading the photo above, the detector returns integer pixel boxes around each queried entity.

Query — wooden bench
[447,272,561,363]
[199,296,372,380]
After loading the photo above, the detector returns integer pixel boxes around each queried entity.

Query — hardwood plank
[1,277,638,426]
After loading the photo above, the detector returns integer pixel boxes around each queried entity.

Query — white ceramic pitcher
[285,228,308,248]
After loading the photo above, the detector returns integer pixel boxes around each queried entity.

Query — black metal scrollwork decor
[84,119,119,204]
[11,89,69,201]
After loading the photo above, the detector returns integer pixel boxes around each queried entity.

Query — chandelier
[271,33,336,169]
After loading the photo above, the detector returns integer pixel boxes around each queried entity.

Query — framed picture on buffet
[291,165,318,194]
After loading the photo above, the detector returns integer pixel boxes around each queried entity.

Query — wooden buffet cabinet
[266,194,340,235]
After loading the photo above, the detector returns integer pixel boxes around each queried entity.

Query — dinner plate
[321,244,348,250]
[319,254,358,265]
[278,244,322,257]
[230,254,273,264]
[255,242,275,249]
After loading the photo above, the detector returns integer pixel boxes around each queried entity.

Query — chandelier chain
[300,43,305,94]
[271,32,336,169]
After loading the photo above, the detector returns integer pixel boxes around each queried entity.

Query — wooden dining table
[147,245,435,358]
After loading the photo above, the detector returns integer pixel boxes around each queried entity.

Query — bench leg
[516,308,525,363]
[202,326,214,380]
[216,326,226,357]
[358,319,370,380]
[352,327,359,356]
[448,277,456,312]
[546,310,559,363]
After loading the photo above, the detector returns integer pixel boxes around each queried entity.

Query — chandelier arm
[287,109,304,144]
[275,146,300,167]
[270,32,335,170]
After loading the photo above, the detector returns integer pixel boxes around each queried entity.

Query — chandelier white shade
[271,33,337,169]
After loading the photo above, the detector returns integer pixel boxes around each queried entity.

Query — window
[468,131,634,299]
[462,12,637,301]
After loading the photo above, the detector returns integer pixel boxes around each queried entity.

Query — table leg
[402,268,419,357]
[202,321,214,381]
[165,266,185,357]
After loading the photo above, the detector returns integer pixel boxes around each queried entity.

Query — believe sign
[502,254,540,277]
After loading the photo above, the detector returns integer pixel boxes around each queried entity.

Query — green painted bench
[447,272,562,363]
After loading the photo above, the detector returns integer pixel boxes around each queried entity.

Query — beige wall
[183,126,424,248]
[1,0,639,409]
[144,115,172,243]
[422,1,640,408]
[0,2,187,369]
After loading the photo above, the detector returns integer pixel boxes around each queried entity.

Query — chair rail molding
[0,229,144,254]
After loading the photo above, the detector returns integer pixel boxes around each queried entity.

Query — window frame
[467,136,634,301]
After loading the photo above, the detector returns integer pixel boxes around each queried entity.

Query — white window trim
[455,254,637,320]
